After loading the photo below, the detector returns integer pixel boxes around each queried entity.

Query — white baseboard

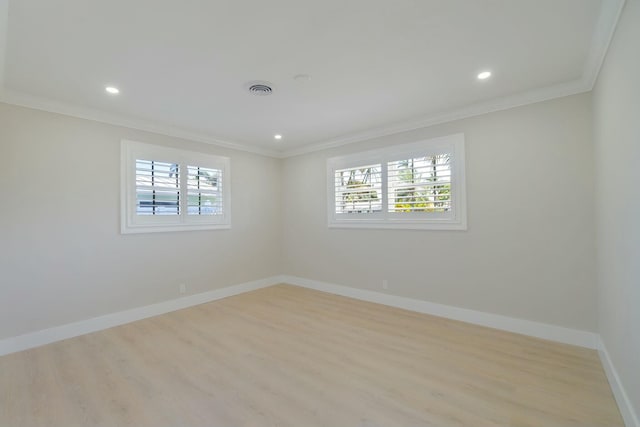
[598,337,639,427]
[0,276,284,356]
[0,274,598,353]
[281,275,598,349]
[2,274,634,425]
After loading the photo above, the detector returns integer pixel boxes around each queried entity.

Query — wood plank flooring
[0,284,623,426]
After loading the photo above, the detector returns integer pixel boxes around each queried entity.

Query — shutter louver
[187,166,223,216]
[388,154,451,213]
[135,160,180,215]
[123,140,231,233]
[327,135,465,230]
[334,164,382,214]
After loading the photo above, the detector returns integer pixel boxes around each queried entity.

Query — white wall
[0,90,601,342]
[0,103,282,340]
[282,93,597,332]
[593,0,640,421]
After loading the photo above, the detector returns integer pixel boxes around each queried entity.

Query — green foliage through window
[388,154,451,213]
[334,164,382,214]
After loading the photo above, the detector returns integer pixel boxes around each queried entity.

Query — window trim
[327,134,467,230]
[121,140,231,234]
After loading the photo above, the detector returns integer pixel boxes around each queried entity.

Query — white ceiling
[0,0,625,156]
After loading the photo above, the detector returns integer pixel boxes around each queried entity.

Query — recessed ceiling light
[274,134,282,140]
[477,71,492,80]
[105,86,120,94]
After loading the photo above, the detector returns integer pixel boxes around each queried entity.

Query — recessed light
[274,134,282,140]
[105,86,120,94]
[477,71,492,80]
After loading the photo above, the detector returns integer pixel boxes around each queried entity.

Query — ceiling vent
[245,81,273,96]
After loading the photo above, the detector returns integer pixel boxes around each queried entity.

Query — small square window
[121,140,230,233]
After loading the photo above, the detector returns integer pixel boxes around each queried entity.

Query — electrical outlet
[382,279,389,290]
[179,283,187,294]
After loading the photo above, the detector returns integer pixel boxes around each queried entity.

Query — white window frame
[121,140,231,234]
[327,133,467,230]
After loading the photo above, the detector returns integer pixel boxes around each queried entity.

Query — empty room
[0,0,638,426]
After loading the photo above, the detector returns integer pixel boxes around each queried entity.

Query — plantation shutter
[327,135,466,229]
[334,164,382,214]
[187,166,223,216]
[387,154,452,213]
[135,160,180,215]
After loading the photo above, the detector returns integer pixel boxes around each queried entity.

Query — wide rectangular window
[121,140,230,233]
[327,134,466,230]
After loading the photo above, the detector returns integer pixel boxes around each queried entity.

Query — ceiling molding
[0,90,281,158]
[0,0,8,93]
[0,0,624,160]
[582,0,626,89]
[281,78,591,158]
[280,0,627,159]
[0,75,595,160]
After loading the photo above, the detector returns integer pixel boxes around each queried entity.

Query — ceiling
[0,0,625,156]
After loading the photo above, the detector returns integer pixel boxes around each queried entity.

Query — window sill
[121,223,231,234]
[328,220,467,231]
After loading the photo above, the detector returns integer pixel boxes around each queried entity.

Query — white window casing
[327,134,467,230]
[121,140,231,234]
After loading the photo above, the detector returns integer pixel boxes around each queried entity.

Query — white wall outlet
[382,279,389,290]
[179,283,187,294]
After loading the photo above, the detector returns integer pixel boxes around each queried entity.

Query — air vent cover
[245,81,274,96]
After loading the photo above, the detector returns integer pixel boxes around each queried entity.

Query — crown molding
[276,0,627,158]
[583,0,626,89]
[0,0,625,160]
[281,78,591,158]
[0,77,592,160]
[0,89,282,158]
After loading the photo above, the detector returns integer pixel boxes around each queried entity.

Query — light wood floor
[0,285,622,427]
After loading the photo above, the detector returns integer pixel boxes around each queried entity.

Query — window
[327,134,466,230]
[334,163,383,215]
[121,140,230,233]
